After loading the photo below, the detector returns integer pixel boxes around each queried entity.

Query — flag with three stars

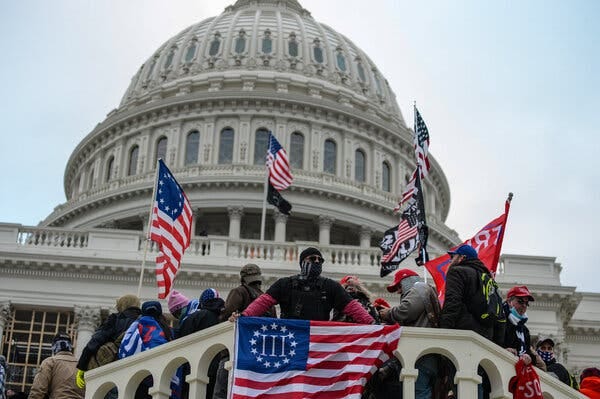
[231,317,401,398]
[149,159,193,299]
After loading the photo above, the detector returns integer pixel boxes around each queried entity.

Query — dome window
[336,47,347,72]
[105,156,114,183]
[185,38,198,63]
[209,32,222,57]
[324,139,337,174]
[164,46,177,69]
[185,131,200,165]
[87,167,95,190]
[146,55,158,80]
[355,149,366,182]
[290,132,304,169]
[356,61,366,82]
[128,145,139,176]
[262,29,273,54]
[234,29,247,54]
[382,161,391,192]
[155,136,168,163]
[218,128,234,164]
[288,32,298,57]
[313,38,324,64]
[373,71,383,96]
[253,129,270,165]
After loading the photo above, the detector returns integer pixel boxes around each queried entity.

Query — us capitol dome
[44,0,458,255]
[1,0,598,394]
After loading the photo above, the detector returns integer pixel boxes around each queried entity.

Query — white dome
[120,0,404,125]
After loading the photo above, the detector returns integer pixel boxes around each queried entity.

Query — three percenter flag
[149,159,193,299]
[231,317,401,399]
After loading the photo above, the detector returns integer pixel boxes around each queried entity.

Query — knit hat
[52,333,73,354]
[447,244,478,260]
[200,288,220,306]
[142,301,163,318]
[116,294,141,312]
[240,263,263,284]
[168,290,190,314]
[387,268,419,292]
[299,247,323,266]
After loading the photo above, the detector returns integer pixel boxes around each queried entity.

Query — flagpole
[260,172,269,241]
[137,159,161,297]
[491,192,513,276]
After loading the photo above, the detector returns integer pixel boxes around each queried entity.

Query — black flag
[267,183,292,215]
[413,168,429,266]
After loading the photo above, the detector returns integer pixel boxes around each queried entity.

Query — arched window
[373,72,383,96]
[290,132,304,169]
[164,46,176,69]
[355,149,366,182]
[87,167,95,190]
[185,131,200,165]
[218,128,234,164]
[357,61,366,82]
[185,39,197,63]
[128,145,139,176]
[209,33,221,56]
[324,139,337,174]
[382,161,391,192]
[336,47,346,72]
[313,38,323,64]
[254,129,270,165]
[262,29,272,54]
[105,156,114,182]
[234,29,246,54]
[156,136,167,163]
[288,32,298,57]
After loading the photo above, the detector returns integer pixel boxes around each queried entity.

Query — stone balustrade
[83,323,586,399]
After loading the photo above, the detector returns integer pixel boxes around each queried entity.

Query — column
[318,215,335,246]
[74,306,102,359]
[0,301,11,348]
[228,206,244,240]
[359,225,373,248]
[273,212,288,242]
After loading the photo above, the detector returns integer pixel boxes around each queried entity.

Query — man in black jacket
[536,337,578,389]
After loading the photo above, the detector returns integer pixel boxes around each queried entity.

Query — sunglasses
[516,298,530,307]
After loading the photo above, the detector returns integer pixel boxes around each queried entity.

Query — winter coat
[220,283,275,321]
[179,298,225,337]
[76,306,141,370]
[29,351,85,399]
[440,258,503,343]
[389,282,439,327]
[545,359,577,388]
[581,376,600,398]
[502,303,535,359]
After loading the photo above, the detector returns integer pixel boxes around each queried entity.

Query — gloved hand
[76,369,86,389]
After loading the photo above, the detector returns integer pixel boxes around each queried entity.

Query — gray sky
[1,1,598,292]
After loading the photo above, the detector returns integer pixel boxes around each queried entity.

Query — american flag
[380,201,421,276]
[149,160,193,299]
[231,317,401,399]
[414,107,430,178]
[267,133,293,191]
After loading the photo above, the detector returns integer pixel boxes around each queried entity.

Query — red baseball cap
[386,268,419,292]
[373,298,391,309]
[506,285,535,302]
[340,275,359,286]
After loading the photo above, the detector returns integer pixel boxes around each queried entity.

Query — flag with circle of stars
[231,317,401,398]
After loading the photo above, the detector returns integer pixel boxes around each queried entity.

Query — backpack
[86,331,126,370]
[477,270,505,326]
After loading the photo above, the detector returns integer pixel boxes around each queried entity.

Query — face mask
[510,307,528,323]
[300,259,322,279]
[537,349,554,363]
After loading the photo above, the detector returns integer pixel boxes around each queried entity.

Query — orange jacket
[581,376,600,399]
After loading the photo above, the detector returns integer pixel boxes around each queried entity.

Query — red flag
[425,196,512,304]
[149,160,193,299]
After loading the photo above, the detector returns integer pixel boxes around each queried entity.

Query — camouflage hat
[240,263,262,284]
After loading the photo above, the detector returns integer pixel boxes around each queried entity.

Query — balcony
[84,322,585,399]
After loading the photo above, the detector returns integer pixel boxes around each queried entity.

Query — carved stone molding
[227,206,245,219]
[0,301,12,329]
[74,306,102,332]
[318,215,335,228]
[273,212,289,224]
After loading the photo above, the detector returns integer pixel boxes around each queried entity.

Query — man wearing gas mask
[230,247,374,323]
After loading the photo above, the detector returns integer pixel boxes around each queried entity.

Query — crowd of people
[1,245,598,399]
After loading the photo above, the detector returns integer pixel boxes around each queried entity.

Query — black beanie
[142,301,163,318]
[299,247,323,266]
[52,333,73,354]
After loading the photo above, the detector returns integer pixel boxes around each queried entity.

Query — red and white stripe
[232,322,400,399]
[267,151,293,191]
[149,194,192,299]
[380,218,419,263]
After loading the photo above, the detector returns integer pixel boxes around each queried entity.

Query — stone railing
[83,323,586,399]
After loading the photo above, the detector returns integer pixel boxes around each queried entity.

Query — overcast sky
[1,1,598,292]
